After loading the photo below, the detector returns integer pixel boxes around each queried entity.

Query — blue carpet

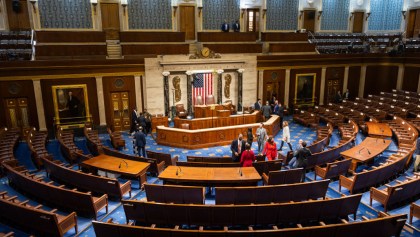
[1,116,419,236]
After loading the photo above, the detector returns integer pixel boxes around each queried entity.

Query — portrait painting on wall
[52,84,91,127]
[294,73,316,107]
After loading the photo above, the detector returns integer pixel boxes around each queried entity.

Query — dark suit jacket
[254,102,261,110]
[131,110,138,123]
[230,139,246,162]
[137,115,146,127]
[134,131,146,147]
[295,147,312,168]
[277,105,284,117]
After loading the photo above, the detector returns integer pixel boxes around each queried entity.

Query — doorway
[326,80,341,103]
[110,92,130,131]
[101,3,120,40]
[247,9,260,32]
[406,9,420,38]
[303,10,316,32]
[4,97,31,135]
[179,6,196,40]
[352,12,364,33]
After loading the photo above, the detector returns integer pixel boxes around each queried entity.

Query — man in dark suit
[221,20,230,32]
[67,91,80,118]
[232,20,240,32]
[130,107,138,134]
[277,102,284,129]
[230,134,246,162]
[137,113,147,134]
[134,126,146,157]
[254,98,262,110]
[261,101,272,121]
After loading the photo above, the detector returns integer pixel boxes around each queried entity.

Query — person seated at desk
[231,134,246,162]
[240,143,255,167]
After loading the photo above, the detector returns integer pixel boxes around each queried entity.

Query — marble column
[186,71,193,116]
[284,69,291,107]
[319,67,327,105]
[396,65,404,90]
[343,66,349,92]
[237,69,245,112]
[162,71,170,117]
[32,80,47,131]
[95,76,106,126]
[359,66,367,98]
[216,69,224,104]
[258,70,264,100]
[134,75,143,111]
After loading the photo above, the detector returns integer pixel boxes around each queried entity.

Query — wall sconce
[402,11,407,19]
[263,9,267,18]
[91,0,98,15]
[241,8,246,18]
[365,12,371,21]
[299,10,304,19]
[29,0,37,13]
[173,6,178,16]
[121,0,128,15]
[198,7,203,17]
[317,11,323,20]
[349,12,354,20]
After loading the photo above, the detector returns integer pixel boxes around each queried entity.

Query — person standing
[261,101,272,121]
[240,144,255,167]
[273,100,279,115]
[254,98,262,110]
[130,107,138,134]
[137,113,147,134]
[343,89,350,100]
[246,127,254,147]
[143,109,152,134]
[231,134,246,162]
[270,95,276,111]
[278,121,293,151]
[263,136,277,161]
[335,91,342,103]
[277,102,285,129]
[134,126,146,157]
[221,20,230,32]
[414,137,420,172]
[232,20,240,32]
[256,123,267,154]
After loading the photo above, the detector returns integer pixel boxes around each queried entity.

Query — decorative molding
[162,71,171,76]
[237,68,245,73]
[216,69,224,74]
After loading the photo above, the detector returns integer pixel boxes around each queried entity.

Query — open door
[303,10,316,32]
[179,6,195,40]
[352,12,364,33]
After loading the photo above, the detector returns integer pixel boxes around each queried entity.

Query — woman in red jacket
[263,136,278,161]
[240,143,255,167]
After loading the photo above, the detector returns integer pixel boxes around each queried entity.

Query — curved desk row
[156,115,280,149]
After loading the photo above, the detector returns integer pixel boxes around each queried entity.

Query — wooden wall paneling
[102,76,136,131]
[406,9,417,38]
[6,0,31,30]
[268,43,315,53]
[289,68,322,107]
[352,12,364,33]
[262,70,285,104]
[324,67,344,104]
[0,80,38,130]
[303,10,316,32]
[122,44,190,56]
[197,32,259,42]
[35,31,106,43]
[347,66,361,100]
[202,44,262,54]
[261,33,308,42]
[119,32,186,42]
[179,6,196,41]
[364,66,398,97]
[40,78,99,131]
[402,67,420,92]
[100,3,120,40]
[414,9,420,38]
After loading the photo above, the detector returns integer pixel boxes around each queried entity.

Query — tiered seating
[26,127,52,169]
[252,159,283,176]
[370,173,420,211]
[293,110,319,127]
[342,99,388,122]
[410,202,420,224]
[339,142,415,194]
[388,116,418,146]
[0,127,20,165]
[355,97,407,118]
[311,106,346,127]
[56,126,90,164]
[404,38,420,53]
[338,120,359,140]
[197,32,263,54]
[84,124,104,156]
[378,92,420,116]
[146,150,178,167]
[93,213,407,237]
[3,160,108,219]
[122,194,362,227]
[325,103,368,125]
[42,157,131,200]
[0,191,77,237]
[176,161,241,167]
[306,138,354,169]
[314,159,352,180]
[0,31,32,61]
[102,147,164,177]
[262,168,304,185]
[392,89,420,99]
[215,179,329,204]
[143,184,205,204]
[107,127,125,150]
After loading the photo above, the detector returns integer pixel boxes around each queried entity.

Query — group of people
[335,89,350,103]
[221,20,240,32]
[131,107,152,157]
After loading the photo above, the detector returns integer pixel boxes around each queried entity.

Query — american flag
[193,73,213,105]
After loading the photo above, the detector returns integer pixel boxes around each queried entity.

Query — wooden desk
[365,122,392,138]
[341,137,391,171]
[216,110,230,117]
[81,154,150,186]
[151,116,168,132]
[194,105,224,118]
[159,166,261,186]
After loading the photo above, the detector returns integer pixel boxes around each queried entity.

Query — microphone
[366,148,371,155]
[238,167,243,176]
[122,159,128,168]
[118,162,121,169]
[358,147,365,154]
[176,166,182,176]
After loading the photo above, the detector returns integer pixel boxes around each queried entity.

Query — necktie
[238,141,241,153]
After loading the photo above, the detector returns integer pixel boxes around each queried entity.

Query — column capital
[162,71,170,76]
[237,69,245,74]
[216,69,224,74]
[185,71,194,76]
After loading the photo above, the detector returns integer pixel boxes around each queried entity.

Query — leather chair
[223,100,237,114]
[206,95,215,105]
[175,104,187,118]
[195,95,204,105]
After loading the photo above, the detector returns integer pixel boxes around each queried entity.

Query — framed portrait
[52,84,91,128]
[294,73,316,107]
